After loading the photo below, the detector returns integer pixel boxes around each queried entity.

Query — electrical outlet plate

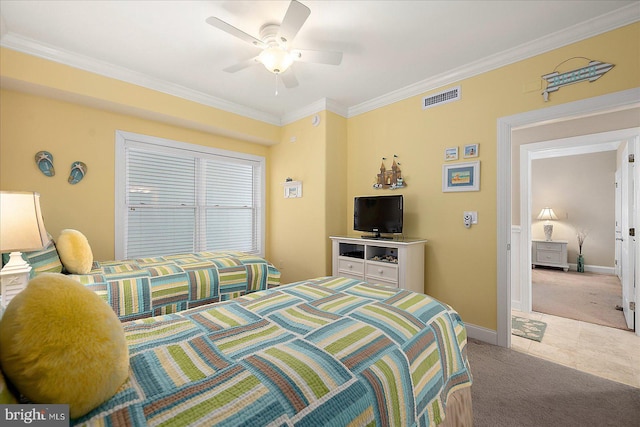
[464,211,478,224]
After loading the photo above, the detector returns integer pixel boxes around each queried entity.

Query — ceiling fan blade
[223,56,260,73]
[292,49,343,65]
[281,69,299,88]
[206,16,266,48]
[277,0,310,47]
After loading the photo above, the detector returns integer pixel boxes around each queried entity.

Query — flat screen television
[354,195,403,238]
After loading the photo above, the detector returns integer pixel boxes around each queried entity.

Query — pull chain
[275,73,279,96]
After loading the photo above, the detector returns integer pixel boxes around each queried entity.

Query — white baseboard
[568,264,615,275]
[466,323,497,345]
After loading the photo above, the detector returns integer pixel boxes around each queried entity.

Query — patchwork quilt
[75,276,472,427]
[67,251,281,321]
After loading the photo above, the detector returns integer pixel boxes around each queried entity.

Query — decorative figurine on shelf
[373,155,406,189]
[375,159,387,188]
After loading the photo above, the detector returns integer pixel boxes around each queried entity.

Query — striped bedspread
[68,251,281,321]
[75,276,472,426]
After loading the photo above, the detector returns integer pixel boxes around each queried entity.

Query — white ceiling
[0,1,638,125]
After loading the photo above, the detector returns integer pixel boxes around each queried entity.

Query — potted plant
[576,229,588,273]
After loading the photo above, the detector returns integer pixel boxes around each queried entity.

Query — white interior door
[614,169,622,279]
[634,137,640,337]
[630,135,640,336]
[620,141,636,330]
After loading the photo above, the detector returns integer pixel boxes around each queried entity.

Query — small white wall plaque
[283,180,302,198]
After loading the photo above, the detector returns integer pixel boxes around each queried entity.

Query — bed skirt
[440,386,473,426]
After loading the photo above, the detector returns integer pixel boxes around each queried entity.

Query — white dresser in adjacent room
[531,239,569,271]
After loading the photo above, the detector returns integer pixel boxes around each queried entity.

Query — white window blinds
[115,131,264,259]
[203,160,257,252]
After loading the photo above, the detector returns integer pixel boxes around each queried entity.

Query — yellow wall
[1,23,638,333]
[268,110,348,282]
[0,89,271,261]
[347,23,639,329]
[324,112,349,272]
[0,49,280,145]
[269,112,328,282]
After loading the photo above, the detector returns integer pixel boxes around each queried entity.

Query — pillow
[0,369,17,404]
[0,273,129,418]
[56,229,93,274]
[23,235,63,277]
[2,234,62,277]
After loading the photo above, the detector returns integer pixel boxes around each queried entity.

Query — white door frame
[497,87,640,347]
[635,136,640,333]
[615,168,622,280]
[619,140,637,329]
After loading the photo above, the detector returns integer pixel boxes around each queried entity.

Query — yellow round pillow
[56,229,93,274]
[0,273,129,418]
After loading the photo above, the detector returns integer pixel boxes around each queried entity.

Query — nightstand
[532,239,569,271]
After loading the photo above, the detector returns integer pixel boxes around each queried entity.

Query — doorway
[496,87,640,348]
[519,131,635,331]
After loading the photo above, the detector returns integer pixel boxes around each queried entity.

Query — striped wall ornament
[542,58,614,101]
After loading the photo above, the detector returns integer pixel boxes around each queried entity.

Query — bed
[73,276,472,426]
[24,247,282,321]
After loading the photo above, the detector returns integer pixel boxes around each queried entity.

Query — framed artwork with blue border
[442,161,480,192]
[463,143,479,158]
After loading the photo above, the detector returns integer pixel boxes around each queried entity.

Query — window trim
[115,130,265,260]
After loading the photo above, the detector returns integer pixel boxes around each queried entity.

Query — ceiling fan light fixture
[258,46,295,74]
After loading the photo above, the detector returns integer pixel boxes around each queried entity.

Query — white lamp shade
[537,207,558,221]
[0,191,50,252]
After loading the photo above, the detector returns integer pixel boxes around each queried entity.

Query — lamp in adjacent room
[537,207,558,241]
[0,191,50,308]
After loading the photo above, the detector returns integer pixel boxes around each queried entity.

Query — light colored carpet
[468,339,640,427]
[532,268,630,330]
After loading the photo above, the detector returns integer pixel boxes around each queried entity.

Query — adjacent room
[0,1,639,426]
[530,148,627,330]
[510,120,639,389]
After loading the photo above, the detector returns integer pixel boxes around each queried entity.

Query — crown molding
[280,98,348,125]
[347,3,640,118]
[1,4,638,125]
[0,32,282,126]
[325,98,349,118]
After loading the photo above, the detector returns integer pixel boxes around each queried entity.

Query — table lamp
[537,207,558,241]
[0,191,50,308]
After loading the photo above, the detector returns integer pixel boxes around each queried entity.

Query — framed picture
[283,180,302,198]
[463,143,479,158]
[444,147,458,161]
[442,161,480,192]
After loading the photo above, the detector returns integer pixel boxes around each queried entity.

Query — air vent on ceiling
[422,86,461,110]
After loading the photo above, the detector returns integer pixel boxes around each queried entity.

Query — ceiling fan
[206,0,343,89]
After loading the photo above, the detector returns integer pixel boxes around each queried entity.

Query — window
[115,131,264,259]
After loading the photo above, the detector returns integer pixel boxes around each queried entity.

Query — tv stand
[330,236,427,294]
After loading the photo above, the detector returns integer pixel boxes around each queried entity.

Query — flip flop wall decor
[68,161,87,185]
[35,151,55,177]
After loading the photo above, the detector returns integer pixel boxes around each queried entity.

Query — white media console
[330,236,427,294]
